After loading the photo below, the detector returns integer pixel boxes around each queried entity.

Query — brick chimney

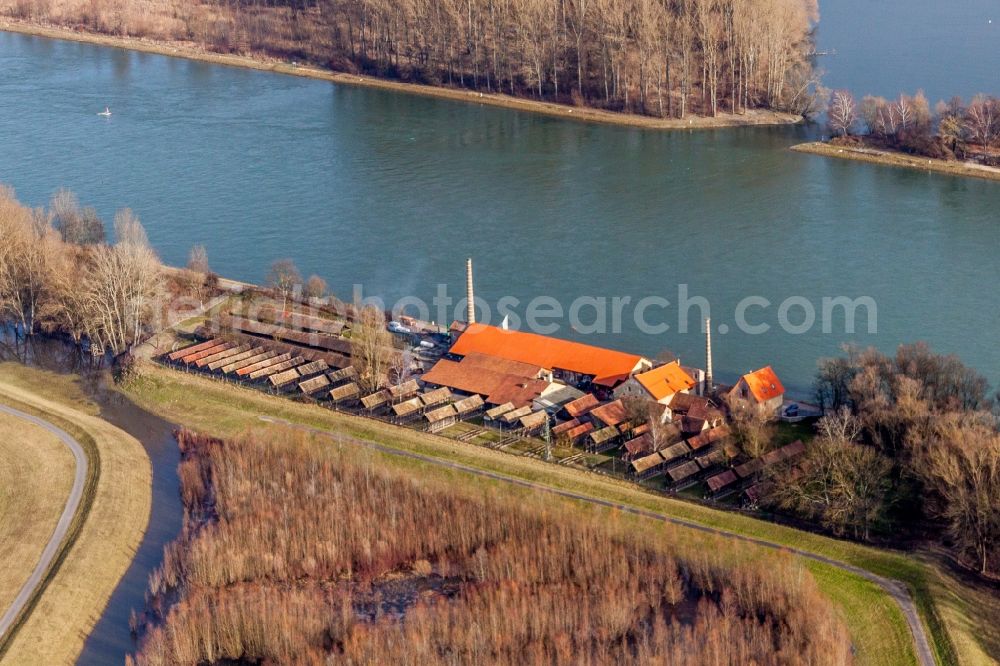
[705,317,714,394]
[466,258,476,324]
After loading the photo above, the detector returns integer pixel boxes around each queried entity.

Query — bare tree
[267,259,302,311]
[50,188,105,245]
[725,393,775,458]
[910,415,1000,575]
[80,210,161,355]
[768,409,892,540]
[350,304,399,392]
[827,89,856,136]
[0,188,58,336]
[187,245,210,275]
[964,95,998,149]
[304,275,328,300]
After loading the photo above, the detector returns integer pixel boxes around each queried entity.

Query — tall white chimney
[705,317,714,394]
[466,258,476,324]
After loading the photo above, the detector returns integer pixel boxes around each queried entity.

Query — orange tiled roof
[450,323,644,386]
[634,361,697,401]
[740,366,785,403]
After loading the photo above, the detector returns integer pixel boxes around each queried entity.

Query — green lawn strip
[127,364,951,664]
[808,562,918,666]
[0,395,101,659]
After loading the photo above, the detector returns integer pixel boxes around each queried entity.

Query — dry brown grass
[124,362,954,664]
[0,365,151,666]
[0,412,75,614]
[131,428,852,665]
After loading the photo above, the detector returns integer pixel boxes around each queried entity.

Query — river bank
[0,18,802,132]
[791,141,1000,183]
[0,365,152,665]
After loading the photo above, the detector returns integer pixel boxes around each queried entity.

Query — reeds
[131,428,852,665]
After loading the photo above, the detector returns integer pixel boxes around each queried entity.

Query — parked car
[387,321,412,335]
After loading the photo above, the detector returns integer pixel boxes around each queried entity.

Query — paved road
[260,415,937,666]
[0,404,88,642]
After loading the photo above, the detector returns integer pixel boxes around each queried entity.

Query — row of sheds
[166,337,366,403]
[706,439,807,499]
[627,425,732,484]
[166,338,486,432]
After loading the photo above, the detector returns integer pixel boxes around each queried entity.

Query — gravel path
[0,404,88,642]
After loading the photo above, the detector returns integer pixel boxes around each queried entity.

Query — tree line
[827,89,1000,165]
[129,428,852,665]
[5,0,820,119]
[0,186,165,357]
[764,343,999,576]
[324,0,820,117]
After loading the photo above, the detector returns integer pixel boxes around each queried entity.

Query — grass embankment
[124,362,998,666]
[792,141,1000,183]
[0,18,801,132]
[0,413,75,614]
[0,364,151,666]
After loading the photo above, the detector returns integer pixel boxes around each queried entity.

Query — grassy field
[120,362,1000,666]
[0,364,151,666]
[0,413,75,615]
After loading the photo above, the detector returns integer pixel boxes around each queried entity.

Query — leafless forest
[128,429,852,665]
[3,0,820,118]
[0,186,171,356]
[781,343,1000,576]
[827,90,1000,164]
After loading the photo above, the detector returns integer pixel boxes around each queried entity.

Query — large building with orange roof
[447,323,650,388]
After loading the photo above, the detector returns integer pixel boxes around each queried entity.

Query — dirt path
[0,404,87,641]
[260,414,937,666]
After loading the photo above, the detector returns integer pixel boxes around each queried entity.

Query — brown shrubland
[131,428,852,665]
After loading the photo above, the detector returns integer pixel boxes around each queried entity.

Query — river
[1,28,999,396]
[0,7,998,663]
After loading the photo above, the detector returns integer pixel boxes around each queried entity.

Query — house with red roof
[730,366,785,415]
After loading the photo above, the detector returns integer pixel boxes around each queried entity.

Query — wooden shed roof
[667,460,700,482]
[706,470,738,493]
[631,451,666,474]
[361,390,390,409]
[330,382,360,403]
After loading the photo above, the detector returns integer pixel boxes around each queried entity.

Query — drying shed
[330,382,361,404]
[361,390,390,411]
[590,400,628,428]
[667,460,701,484]
[298,374,331,395]
[706,470,739,493]
[168,339,220,361]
